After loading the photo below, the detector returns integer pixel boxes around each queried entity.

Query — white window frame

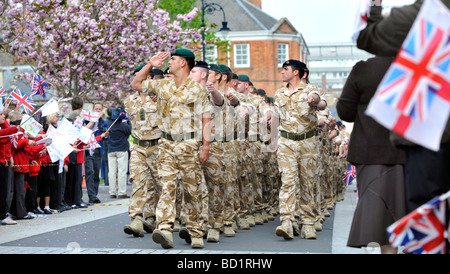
[205,45,218,64]
[234,43,250,68]
[278,43,289,67]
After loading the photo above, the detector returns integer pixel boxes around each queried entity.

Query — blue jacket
[106,117,131,153]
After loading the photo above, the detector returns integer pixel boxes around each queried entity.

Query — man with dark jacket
[106,109,131,199]
[356,0,450,212]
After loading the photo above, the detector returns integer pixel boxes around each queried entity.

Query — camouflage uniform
[235,93,255,226]
[142,76,212,238]
[272,83,320,227]
[124,92,162,225]
[222,87,241,229]
[201,91,226,233]
[248,93,266,223]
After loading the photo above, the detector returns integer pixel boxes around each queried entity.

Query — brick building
[203,0,309,97]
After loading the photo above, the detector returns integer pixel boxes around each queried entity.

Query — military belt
[280,130,316,141]
[161,132,197,142]
[133,138,160,147]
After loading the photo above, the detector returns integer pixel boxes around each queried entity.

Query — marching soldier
[217,64,241,237]
[123,65,162,238]
[131,49,213,249]
[235,74,256,229]
[265,60,321,240]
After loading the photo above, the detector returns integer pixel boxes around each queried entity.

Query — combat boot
[301,224,317,239]
[123,218,145,237]
[178,227,191,244]
[207,228,220,242]
[238,217,250,230]
[275,220,294,240]
[191,236,204,248]
[224,225,235,237]
[247,214,255,227]
[152,229,174,249]
[254,212,264,225]
[292,220,300,236]
[232,220,238,232]
[314,220,323,232]
[143,217,155,233]
[261,211,269,222]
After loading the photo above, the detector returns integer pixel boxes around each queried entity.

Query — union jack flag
[87,133,100,156]
[8,88,36,115]
[73,116,84,130]
[387,191,450,254]
[30,73,47,99]
[81,110,101,122]
[366,0,450,152]
[0,86,6,97]
[10,134,19,149]
[342,165,356,186]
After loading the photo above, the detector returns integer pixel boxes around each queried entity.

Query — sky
[261,0,415,44]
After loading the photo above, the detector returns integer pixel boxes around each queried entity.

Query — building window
[234,44,250,68]
[278,43,289,67]
[205,45,218,64]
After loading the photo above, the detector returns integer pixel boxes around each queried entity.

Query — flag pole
[106,116,121,133]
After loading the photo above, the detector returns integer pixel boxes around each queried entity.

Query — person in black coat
[337,56,409,253]
[106,108,131,198]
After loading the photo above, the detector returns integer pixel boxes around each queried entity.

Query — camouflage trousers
[201,141,225,229]
[128,143,161,220]
[267,151,280,212]
[156,139,205,238]
[223,140,239,226]
[250,141,265,213]
[277,136,320,225]
[238,140,255,217]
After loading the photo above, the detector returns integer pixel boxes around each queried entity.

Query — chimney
[247,0,261,9]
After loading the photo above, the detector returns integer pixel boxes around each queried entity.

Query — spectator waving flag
[342,165,356,186]
[30,73,48,99]
[365,0,450,152]
[8,88,36,115]
[387,191,450,254]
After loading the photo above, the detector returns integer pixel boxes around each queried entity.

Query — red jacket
[0,121,18,164]
[12,135,44,173]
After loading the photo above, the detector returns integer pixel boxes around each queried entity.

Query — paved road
[0,182,363,255]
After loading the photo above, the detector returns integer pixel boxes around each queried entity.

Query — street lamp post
[201,0,230,62]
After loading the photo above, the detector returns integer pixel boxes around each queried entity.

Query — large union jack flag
[342,165,356,186]
[387,191,450,254]
[8,88,36,115]
[366,0,450,151]
[30,73,47,99]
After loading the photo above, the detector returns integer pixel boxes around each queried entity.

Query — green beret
[133,65,145,75]
[194,61,209,69]
[151,68,164,75]
[208,64,222,73]
[238,74,250,82]
[171,48,195,59]
[218,64,231,73]
[282,59,307,69]
[267,97,274,103]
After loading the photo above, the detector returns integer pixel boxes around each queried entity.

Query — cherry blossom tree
[1,0,201,105]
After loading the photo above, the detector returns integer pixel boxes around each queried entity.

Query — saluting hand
[150,52,170,68]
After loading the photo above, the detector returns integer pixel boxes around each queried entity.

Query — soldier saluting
[131,49,213,249]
